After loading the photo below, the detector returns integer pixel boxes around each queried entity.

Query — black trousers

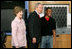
[28,43,38,48]
[26,33,39,48]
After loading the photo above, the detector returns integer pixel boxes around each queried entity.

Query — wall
[29,1,71,13]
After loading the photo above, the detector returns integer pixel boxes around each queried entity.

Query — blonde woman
[11,6,27,48]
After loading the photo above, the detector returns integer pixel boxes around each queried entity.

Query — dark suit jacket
[27,11,41,44]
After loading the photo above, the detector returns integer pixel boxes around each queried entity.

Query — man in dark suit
[27,3,43,48]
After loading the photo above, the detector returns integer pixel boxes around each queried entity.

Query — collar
[35,10,41,18]
[35,10,40,15]
[45,16,50,21]
[15,17,22,23]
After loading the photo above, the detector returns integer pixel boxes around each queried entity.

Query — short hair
[44,7,52,16]
[13,6,23,16]
[35,3,43,8]
[45,7,52,11]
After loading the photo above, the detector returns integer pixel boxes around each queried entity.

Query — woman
[11,6,27,48]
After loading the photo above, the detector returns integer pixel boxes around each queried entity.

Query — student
[40,7,56,48]
[27,3,43,48]
[11,6,27,48]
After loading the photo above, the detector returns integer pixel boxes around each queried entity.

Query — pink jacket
[11,17,27,47]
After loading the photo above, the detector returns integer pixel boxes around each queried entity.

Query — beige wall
[29,1,71,13]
